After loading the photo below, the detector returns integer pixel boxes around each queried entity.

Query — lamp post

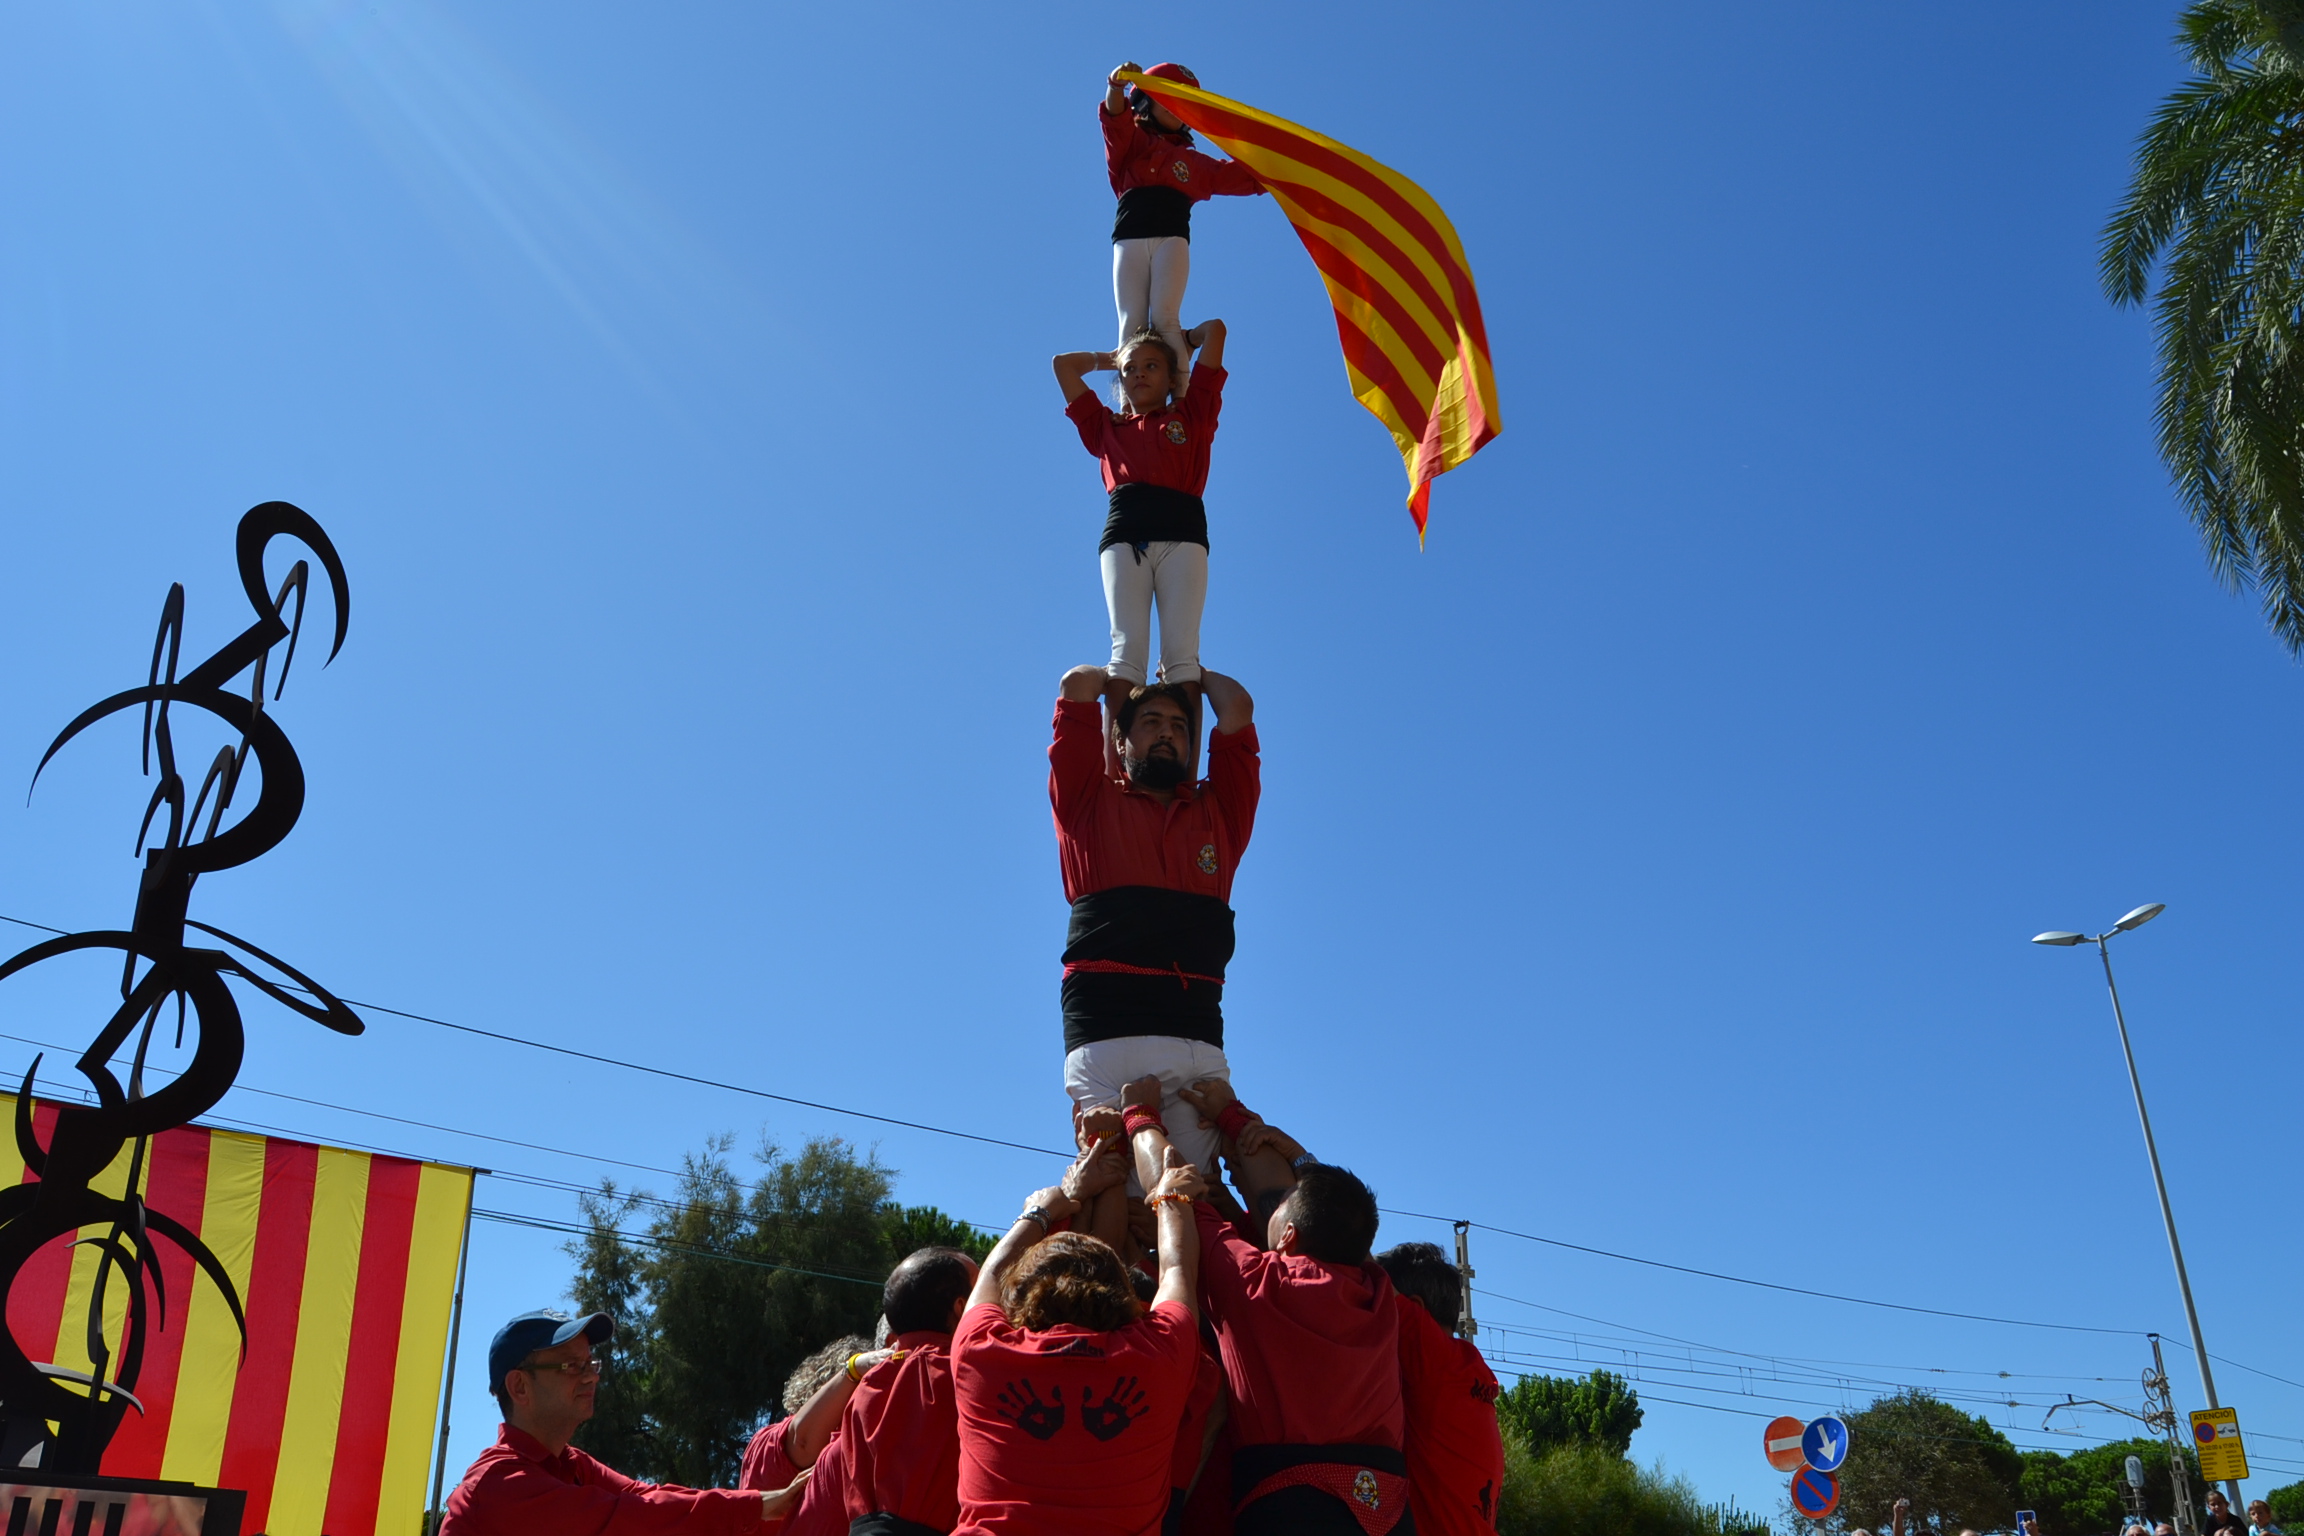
[2033,905,2238,1505]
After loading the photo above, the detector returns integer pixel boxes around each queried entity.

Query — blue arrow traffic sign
[1802,1415,1850,1473]
[1791,1467,1840,1520]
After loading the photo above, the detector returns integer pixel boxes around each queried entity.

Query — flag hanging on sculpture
[0,1095,472,1536]
[1122,71,1501,540]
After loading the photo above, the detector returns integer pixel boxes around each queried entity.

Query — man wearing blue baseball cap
[440,1307,806,1532]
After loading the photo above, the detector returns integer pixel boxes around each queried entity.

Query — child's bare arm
[1106,62,1141,114]
[1054,350,1115,402]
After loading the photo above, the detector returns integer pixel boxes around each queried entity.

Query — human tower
[441,62,1508,1536]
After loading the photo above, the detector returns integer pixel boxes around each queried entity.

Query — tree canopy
[2020,1436,2201,1536]
[2104,0,2304,654]
[1495,1369,1645,1458]
[564,1132,992,1488]
[1826,1390,2025,1536]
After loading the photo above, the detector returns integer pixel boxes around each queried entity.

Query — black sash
[1062,886,1233,1052]
[1100,483,1209,553]
[1113,185,1193,242]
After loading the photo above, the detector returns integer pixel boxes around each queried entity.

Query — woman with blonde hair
[948,1146,1207,1536]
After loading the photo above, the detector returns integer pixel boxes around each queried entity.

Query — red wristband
[1214,1101,1258,1143]
[1123,1102,1166,1138]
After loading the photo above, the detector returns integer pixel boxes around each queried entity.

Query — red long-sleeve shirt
[1103,106,1263,203]
[1192,1201,1404,1451]
[1048,700,1259,904]
[440,1424,761,1536]
[841,1331,962,1533]
[1394,1297,1506,1536]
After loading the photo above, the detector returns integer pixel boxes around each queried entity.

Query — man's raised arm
[1050,665,1113,827]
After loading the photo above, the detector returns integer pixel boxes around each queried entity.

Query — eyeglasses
[520,1358,606,1380]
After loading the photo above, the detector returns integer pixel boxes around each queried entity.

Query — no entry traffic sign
[1803,1415,1851,1474]
[1764,1416,1807,1472]
[1791,1466,1840,1520]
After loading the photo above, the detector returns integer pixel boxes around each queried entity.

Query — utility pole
[1453,1220,1478,1340]
[2039,1334,2199,1536]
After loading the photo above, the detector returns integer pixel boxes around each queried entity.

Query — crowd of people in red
[438,1070,1505,1536]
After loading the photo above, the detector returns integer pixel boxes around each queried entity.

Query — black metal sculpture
[0,503,362,1472]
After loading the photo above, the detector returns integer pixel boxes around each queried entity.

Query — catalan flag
[1122,71,1501,540]
[0,1095,472,1536]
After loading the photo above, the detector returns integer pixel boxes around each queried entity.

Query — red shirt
[786,1429,851,1536]
[738,1417,798,1493]
[1049,701,1260,904]
[1102,106,1263,202]
[1192,1201,1404,1450]
[1394,1298,1505,1535]
[439,1423,760,1536]
[841,1331,961,1533]
[1172,1341,1223,1492]
[951,1300,1201,1536]
[1066,364,1227,499]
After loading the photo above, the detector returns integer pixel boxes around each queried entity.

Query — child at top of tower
[1102,61,1264,396]
[1054,319,1226,699]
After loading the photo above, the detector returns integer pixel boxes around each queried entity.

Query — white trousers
[1063,1035,1232,1188]
[1101,540,1206,686]
[1113,236,1191,387]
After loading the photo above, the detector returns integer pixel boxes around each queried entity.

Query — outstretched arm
[1185,319,1227,373]
[1200,669,1253,732]
[1178,1078,1299,1235]
[1147,1148,1206,1317]
[1105,61,1140,115]
[1054,350,1116,404]
[1066,1105,1132,1256]
[785,1347,897,1468]
[969,1181,1082,1311]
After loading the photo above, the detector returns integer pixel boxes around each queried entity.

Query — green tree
[1495,1370,1644,1457]
[565,1132,988,1487]
[2265,1481,2304,1525]
[2103,0,2304,654]
[2020,1437,2201,1535]
[1827,1390,2024,1536]
[1495,1437,1767,1536]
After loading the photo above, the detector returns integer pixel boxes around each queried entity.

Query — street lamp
[2032,904,2238,1504]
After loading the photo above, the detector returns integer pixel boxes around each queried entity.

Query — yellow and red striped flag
[0,1095,472,1536]
[1123,71,1502,540]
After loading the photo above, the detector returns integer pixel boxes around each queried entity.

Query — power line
[1386,1205,2146,1338]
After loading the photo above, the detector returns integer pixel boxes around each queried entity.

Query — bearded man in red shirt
[1049,665,1257,1179]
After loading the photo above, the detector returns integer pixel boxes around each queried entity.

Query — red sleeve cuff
[1214,1101,1256,1143]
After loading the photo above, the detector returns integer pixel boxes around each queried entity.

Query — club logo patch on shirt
[1164,419,1189,445]
[1171,159,1192,183]
[1197,843,1218,874]
[1353,1470,1381,1509]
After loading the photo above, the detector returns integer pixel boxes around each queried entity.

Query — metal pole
[427,1176,480,1534]
[1453,1221,1478,1340]
[2098,942,2237,1505]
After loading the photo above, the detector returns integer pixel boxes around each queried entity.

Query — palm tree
[2104,0,2304,653]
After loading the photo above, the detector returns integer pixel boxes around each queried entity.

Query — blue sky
[0,0,2297,1520]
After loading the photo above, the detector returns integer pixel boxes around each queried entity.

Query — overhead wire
[3,908,2298,1427]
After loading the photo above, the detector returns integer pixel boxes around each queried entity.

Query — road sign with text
[2192,1408,2249,1481]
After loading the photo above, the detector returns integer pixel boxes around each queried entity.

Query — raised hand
[1120,1074,1165,1114]
[1078,1104,1124,1146]
[1152,1145,1207,1204]
[1176,1077,1239,1131]
[1063,1133,1127,1200]
[994,1379,1066,1441]
[1080,1375,1149,1441]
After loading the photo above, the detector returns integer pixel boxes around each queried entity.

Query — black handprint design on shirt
[1079,1375,1148,1441]
[995,1379,1066,1440]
